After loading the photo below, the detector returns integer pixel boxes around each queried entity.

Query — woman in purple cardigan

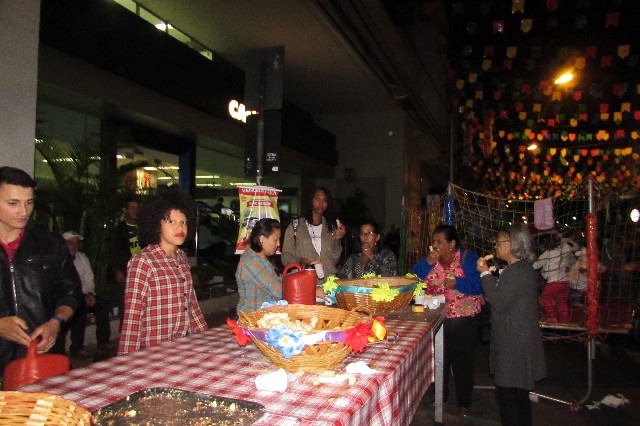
[410,224,483,419]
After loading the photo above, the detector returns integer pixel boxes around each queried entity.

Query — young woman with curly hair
[118,190,207,355]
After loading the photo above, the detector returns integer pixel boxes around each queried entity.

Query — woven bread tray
[334,276,420,313]
[238,304,370,372]
[0,391,91,426]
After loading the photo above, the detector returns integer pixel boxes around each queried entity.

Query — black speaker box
[244,111,281,176]
[244,46,284,111]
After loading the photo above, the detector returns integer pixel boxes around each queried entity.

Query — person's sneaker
[70,349,92,359]
[97,342,115,352]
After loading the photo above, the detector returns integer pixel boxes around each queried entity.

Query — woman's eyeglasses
[359,231,377,237]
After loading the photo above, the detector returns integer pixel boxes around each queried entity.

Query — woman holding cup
[476,224,546,426]
[410,224,482,419]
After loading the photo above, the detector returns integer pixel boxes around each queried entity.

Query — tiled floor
[411,334,640,425]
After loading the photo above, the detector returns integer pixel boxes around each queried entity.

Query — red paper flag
[585,46,597,58]
[605,12,620,28]
[546,0,559,12]
[484,46,495,57]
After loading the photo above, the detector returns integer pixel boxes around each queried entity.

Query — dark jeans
[495,385,532,426]
[443,313,480,408]
[69,295,112,352]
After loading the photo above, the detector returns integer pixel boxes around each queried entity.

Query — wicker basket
[0,392,91,425]
[334,276,419,313]
[237,305,370,372]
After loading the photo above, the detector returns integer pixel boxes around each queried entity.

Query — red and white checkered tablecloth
[20,318,436,425]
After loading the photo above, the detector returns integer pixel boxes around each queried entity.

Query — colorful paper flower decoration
[369,316,387,343]
[260,300,288,309]
[226,318,249,346]
[370,282,400,302]
[344,322,374,353]
[412,281,426,298]
[360,272,380,279]
[265,325,305,359]
[323,275,339,293]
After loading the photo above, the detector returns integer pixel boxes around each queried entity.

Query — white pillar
[0,0,40,175]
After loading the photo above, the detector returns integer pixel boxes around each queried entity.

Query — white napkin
[601,394,629,408]
[424,294,445,309]
[255,368,288,392]
[346,361,377,375]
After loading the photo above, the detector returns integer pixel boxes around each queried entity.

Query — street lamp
[525,70,575,150]
[554,71,574,85]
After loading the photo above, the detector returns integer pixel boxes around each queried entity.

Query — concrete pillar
[0,0,40,175]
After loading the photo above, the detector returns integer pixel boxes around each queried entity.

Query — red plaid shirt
[118,244,207,355]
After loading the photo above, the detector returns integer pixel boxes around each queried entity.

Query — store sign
[228,100,257,123]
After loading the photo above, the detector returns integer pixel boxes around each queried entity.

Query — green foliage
[34,133,148,304]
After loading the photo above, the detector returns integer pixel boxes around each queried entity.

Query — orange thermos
[282,264,317,305]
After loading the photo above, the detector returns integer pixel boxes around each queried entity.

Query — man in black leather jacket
[0,166,82,373]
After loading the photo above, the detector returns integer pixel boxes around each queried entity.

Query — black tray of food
[92,387,265,425]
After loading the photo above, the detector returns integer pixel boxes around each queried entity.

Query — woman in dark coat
[477,223,546,426]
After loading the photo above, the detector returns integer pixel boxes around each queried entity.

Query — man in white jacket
[63,231,113,358]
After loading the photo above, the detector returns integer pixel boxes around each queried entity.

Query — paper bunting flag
[484,46,495,57]
[605,12,620,28]
[546,17,558,31]
[614,112,623,125]
[451,2,464,16]
[618,45,630,59]
[525,58,535,71]
[521,18,533,33]
[512,0,525,13]
[576,0,589,9]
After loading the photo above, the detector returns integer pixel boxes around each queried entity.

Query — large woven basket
[0,392,91,425]
[238,304,369,372]
[334,276,419,313]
